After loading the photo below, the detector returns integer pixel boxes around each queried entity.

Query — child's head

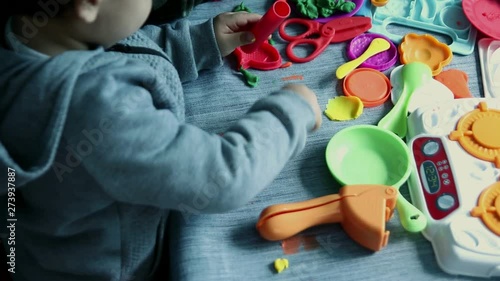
[6,0,152,49]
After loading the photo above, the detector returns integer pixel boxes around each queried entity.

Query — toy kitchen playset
[406,97,500,278]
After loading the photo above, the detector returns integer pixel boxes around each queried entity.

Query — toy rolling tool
[279,16,371,63]
[240,0,291,53]
[256,184,398,251]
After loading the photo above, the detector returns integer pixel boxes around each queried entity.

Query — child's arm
[65,65,319,213]
[140,19,223,83]
[140,12,261,83]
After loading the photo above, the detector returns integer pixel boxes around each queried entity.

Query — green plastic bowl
[325,125,412,188]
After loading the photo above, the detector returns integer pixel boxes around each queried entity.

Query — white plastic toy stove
[406,98,500,278]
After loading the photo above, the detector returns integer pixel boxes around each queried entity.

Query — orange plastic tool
[434,69,473,99]
[256,185,398,251]
[399,33,452,76]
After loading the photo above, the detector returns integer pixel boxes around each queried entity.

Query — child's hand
[282,84,322,131]
[213,12,262,57]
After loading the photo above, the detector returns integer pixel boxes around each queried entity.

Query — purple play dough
[347,33,398,71]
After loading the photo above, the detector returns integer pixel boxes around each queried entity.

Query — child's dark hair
[5,0,74,18]
[2,0,73,40]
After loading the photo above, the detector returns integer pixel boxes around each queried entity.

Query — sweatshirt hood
[0,47,97,194]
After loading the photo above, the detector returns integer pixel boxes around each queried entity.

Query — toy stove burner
[406,98,500,278]
[471,182,500,236]
[449,101,500,168]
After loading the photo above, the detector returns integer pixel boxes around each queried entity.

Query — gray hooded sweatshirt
[0,17,315,281]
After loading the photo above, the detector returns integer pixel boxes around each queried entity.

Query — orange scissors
[278,16,372,63]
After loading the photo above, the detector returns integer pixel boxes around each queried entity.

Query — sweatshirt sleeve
[140,19,223,83]
[64,61,315,213]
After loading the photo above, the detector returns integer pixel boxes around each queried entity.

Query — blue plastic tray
[356,0,477,55]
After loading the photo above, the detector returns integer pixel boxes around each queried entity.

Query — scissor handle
[278,18,319,41]
[285,35,334,63]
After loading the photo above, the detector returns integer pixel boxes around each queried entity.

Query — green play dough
[233,2,252,12]
[291,0,356,19]
[239,67,259,87]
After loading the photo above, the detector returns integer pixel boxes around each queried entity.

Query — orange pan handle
[256,194,347,241]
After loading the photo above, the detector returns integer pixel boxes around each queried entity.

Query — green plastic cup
[325,125,427,233]
[326,125,412,187]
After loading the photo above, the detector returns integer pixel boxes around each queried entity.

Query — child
[147,0,208,24]
[0,0,322,280]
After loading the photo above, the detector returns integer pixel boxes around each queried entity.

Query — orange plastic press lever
[256,184,398,251]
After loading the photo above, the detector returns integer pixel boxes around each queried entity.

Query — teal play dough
[291,0,356,19]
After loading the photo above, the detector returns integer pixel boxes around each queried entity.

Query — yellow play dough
[324,96,364,121]
[274,258,289,273]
